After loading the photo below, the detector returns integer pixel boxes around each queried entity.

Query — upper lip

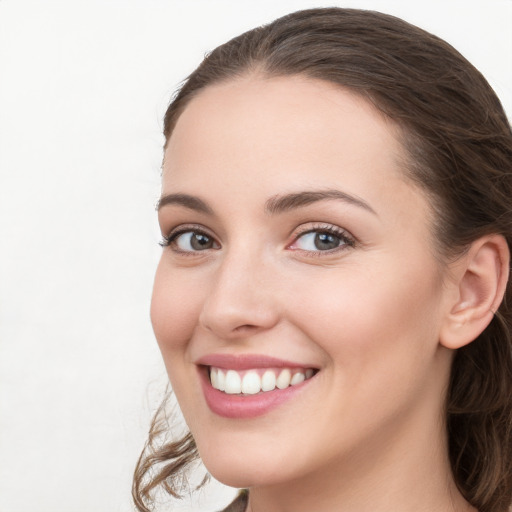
[196,353,318,370]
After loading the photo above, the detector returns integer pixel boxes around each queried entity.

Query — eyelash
[288,223,356,255]
[159,223,356,255]
[159,224,216,254]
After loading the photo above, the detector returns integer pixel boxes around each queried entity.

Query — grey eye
[294,231,343,251]
[176,232,216,251]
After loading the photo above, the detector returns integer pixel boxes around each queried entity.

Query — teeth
[276,369,291,389]
[217,369,226,391]
[290,372,305,385]
[261,370,276,392]
[210,368,218,388]
[209,366,315,395]
[224,370,242,394]
[241,371,261,395]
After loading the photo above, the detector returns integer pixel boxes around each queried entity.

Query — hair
[133,8,512,512]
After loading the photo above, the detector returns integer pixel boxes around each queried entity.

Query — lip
[196,353,314,370]
[196,354,318,419]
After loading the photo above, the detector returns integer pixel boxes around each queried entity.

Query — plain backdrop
[0,1,510,511]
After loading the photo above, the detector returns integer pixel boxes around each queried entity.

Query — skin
[151,75,478,512]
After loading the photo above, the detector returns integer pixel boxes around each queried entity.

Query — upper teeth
[210,367,315,395]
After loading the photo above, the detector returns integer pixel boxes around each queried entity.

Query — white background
[0,1,510,511]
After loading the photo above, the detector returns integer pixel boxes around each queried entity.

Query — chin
[198,445,289,488]
[204,460,265,488]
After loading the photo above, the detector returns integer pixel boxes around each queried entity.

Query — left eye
[174,231,217,251]
[291,231,348,251]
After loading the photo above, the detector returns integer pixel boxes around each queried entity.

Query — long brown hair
[134,8,512,511]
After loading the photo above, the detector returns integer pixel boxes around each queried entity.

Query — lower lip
[199,367,313,419]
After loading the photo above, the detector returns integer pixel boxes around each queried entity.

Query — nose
[198,249,280,339]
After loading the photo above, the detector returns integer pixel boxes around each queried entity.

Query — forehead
[165,75,399,168]
[162,75,427,222]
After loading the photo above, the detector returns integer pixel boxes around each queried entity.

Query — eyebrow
[157,193,214,214]
[265,189,377,215]
[157,189,377,216]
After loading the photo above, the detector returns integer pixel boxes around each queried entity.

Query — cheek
[289,260,443,372]
[150,260,203,359]
[285,264,445,449]
[151,260,212,431]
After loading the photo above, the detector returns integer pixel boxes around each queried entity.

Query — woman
[133,8,512,512]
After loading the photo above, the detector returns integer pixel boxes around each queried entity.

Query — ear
[440,234,510,350]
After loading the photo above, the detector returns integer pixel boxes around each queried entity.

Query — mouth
[196,354,319,418]
[209,366,317,395]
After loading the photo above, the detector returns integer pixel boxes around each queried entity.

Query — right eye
[161,229,220,252]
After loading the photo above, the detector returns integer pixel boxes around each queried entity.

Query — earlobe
[439,234,510,350]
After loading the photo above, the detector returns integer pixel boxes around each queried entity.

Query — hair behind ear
[442,237,512,512]
[447,309,512,512]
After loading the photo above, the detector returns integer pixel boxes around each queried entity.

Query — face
[152,75,454,489]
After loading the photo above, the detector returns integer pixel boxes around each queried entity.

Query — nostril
[233,324,260,333]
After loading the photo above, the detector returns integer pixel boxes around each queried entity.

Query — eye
[176,232,215,251]
[160,228,219,252]
[288,225,355,253]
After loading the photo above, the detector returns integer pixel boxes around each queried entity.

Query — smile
[197,355,319,418]
[210,367,316,395]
